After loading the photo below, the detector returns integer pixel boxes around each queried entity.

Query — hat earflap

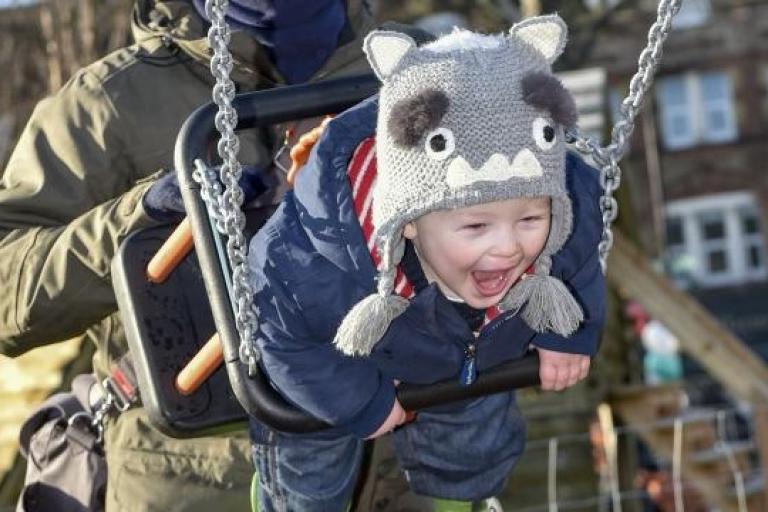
[499,256,583,337]
[334,237,409,356]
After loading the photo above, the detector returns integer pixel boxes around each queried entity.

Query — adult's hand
[142,165,268,221]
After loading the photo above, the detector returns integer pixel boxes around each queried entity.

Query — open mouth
[471,268,512,298]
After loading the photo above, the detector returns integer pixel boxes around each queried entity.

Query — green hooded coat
[0,1,375,509]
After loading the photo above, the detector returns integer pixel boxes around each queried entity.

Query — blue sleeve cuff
[342,377,397,438]
[532,330,600,356]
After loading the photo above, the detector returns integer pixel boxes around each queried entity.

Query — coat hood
[290,96,380,288]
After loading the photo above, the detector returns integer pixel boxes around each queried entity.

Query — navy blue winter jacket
[248,96,606,438]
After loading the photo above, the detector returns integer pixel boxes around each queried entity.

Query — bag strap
[87,354,140,443]
[71,374,98,410]
[17,388,90,458]
[19,355,141,457]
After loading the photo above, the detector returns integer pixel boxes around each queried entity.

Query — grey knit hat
[334,15,583,357]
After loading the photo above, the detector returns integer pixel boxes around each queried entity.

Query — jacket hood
[131,0,375,88]
[290,96,380,288]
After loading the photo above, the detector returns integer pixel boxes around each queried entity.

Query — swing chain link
[567,0,681,272]
[202,0,261,369]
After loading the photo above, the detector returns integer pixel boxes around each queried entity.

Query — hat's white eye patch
[425,127,456,160]
[533,117,557,151]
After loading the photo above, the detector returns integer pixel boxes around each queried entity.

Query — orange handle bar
[152,118,334,393]
[175,333,224,396]
[286,116,333,186]
[146,218,194,283]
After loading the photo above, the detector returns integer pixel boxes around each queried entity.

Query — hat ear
[509,14,567,64]
[364,31,417,81]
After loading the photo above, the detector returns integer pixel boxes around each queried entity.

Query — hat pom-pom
[334,293,409,356]
[500,275,584,336]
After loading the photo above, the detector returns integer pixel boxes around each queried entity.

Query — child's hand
[366,399,407,439]
[536,347,590,391]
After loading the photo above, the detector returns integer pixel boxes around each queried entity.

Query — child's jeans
[250,391,526,512]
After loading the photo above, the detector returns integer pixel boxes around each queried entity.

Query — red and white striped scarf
[346,136,501,325]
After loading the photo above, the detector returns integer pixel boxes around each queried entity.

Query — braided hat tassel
[334,240,409,356]
[500,257,583,337]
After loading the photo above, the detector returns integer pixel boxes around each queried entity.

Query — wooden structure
[607,231,768,510]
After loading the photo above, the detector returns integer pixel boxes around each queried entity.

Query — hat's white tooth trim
[445,150,542,188]
[509,148,543,178]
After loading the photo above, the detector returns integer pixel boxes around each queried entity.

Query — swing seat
[112,207,275,437]
[112,75,541,438]
[113,223,246,437]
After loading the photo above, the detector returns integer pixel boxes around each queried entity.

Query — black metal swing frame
[112,74,541,438]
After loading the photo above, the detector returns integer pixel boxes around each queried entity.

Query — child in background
[247,15,606,511]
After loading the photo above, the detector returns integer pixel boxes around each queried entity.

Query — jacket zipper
[458,309,520,386]
[459,341,477,386]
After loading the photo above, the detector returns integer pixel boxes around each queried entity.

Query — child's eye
[462,223,487,230]
[521,215,545,223]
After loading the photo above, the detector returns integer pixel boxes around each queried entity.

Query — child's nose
[490,228,521,258]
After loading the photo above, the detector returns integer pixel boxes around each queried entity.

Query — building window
[657,71,737,150]
[741,208,765,275]
[672,0,711,29]
[557,67,607,144]
[665,193,767,288]
[583,0,621,10]
[698,211,728,274]
[763,66,768,116]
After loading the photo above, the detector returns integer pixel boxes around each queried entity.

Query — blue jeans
[250,392,526,512]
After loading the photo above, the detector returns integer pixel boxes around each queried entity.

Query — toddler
[248,14,606,511]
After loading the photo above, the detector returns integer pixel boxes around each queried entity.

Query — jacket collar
[131,0,375,89]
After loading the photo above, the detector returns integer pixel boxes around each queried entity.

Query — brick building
[580,0,768,373]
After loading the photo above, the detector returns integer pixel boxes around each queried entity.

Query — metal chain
[203,0,260,369]
[85,377,131,445]
[192,160,225,228]
[90,390,114,444]
[567,0,682,272]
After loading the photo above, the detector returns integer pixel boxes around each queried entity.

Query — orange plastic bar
[175,333,224,396]
[146,217,194,284]
[287,116,333,186]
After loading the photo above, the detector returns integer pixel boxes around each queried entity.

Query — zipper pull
[459,343,477,386]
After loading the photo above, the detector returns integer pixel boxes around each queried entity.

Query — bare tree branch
[38,3,62,93]
[79,0,96,65]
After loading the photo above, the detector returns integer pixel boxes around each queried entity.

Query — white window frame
[666,192,767,288]
[583,0,620,10]
[657,71,737,150]
[557,68,606,144]
[672,0,712,29]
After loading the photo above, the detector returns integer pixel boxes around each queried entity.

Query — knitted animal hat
[335,15,583,356]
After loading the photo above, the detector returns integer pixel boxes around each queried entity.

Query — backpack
[16,374,107,512]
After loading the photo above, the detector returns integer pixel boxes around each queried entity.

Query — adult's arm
[0,70,161,356]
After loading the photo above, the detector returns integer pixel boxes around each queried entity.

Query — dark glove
[142,165,268,222]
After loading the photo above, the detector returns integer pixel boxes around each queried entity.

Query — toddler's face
[403,197,551,309]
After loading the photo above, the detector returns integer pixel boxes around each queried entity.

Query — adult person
[0,1,376,509]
